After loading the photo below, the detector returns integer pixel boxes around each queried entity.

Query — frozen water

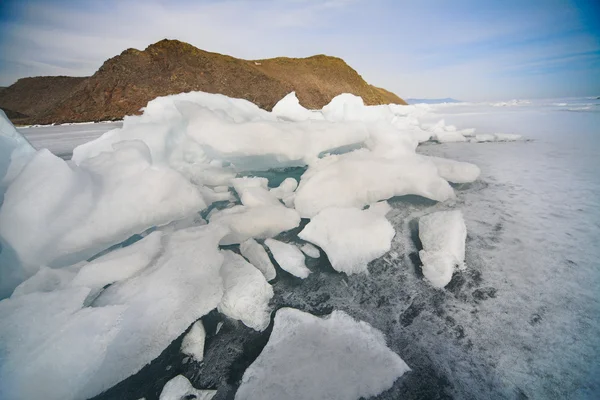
[299,203,395,274]
[418,210,467,288]
[300,243,320,258]
[235,308,410,400]
[159,375,216,400]
[0,110,35,192]
[239,238,277,281]
[218,250,274,331]
[181,321,206,361]
[294,150,455,218]
[264,238,311,279]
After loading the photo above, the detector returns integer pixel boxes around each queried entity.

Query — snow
[218,250,274,331]
[299,202,395,274]
[159,375,216,400]
[300,243,320,258]
[240,238,277,281]
[294,149,455,218]
[264,239,311,279]
[181,321,206,362]
[418,210,467,288]
[235,308,410,400]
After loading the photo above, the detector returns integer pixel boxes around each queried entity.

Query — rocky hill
[0,39,406,125]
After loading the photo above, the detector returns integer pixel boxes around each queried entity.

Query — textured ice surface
[159,375,216,400]
[181,321,206,361]
[80,225,227,398]
[0,110,35,190]
[235,308,410,400]
[265,238,311,278]
[294,150,455,217]
[239,238,277,281]
[299,203,395,274]
[0,288,124,400]
[418,210,467,288]
[218,250,273,331]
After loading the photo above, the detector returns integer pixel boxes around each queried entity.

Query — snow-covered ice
[299,202,395,274]
[239,238,277,281]
[265,238,311,279]
[159,375,216,400]
[181,321,206,362]
[418,210,467,288]
[218,250,274,331]
[235,308,410,400]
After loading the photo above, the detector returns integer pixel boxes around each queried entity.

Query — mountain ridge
[0,39,406,125]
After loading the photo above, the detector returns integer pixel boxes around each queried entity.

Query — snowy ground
[1,95,599,400]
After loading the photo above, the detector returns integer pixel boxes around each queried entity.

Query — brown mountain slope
[1,39,406,124]
[0,76,87,122]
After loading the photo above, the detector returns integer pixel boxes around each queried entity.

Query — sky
[0,0,599,101]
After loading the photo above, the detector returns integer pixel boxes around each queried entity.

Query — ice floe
[159,375,216,400]
[418,210,467,288]
[235,308,410,400]
[181,320,206,361]
[299,202,395,274]
[265,238,311,278]
[239,238,277,281]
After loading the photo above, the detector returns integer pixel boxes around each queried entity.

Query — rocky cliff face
[0,39,406,125]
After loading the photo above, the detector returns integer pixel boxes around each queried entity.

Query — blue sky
[0,0,598,101]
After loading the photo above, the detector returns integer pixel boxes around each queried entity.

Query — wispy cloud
[0,0,598,100]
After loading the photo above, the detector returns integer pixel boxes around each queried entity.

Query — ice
[264,239,311,278]
[0,288,124,400]
[239,238,277,281]
[159,375,216,400]
[0,141,206,295]
[269,177,298,199]
[181,321,206,362]
[272,92,324,121]
[0,110,35,192]
[218,250,274,331]
[11,265,81,297]
[235,308,410,400]
[299,202,395,274]
[300,243,320,258]
[231,177,281,207]
[470,133,523,143]
[294,150,455,218]
[418,210,467,288]
[425,155,481,183]
[209,204,301,245]
[79,225,227,398]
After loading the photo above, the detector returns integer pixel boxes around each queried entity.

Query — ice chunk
[418,210,467,288]
[272,92,324,121]
[0,288,124,400]
[299,203,395,274]
[0,141,206,293]
[0,109,35,192]
[80,225,227,398]
[71,231,163,289]
[159,375,216,400]
[235,308,410,400]
[11,265,81,297]
[294,150,455,218]
[425,156,481,183]
[471,133,522,143]
[181,321,206,361]
[264,239,310,279]
[209,205,300,245]
[269,177,298,199]
[494,133,522,141]
[300,243,320,258]
[231,177,282,207]
[218,250,274,331]
[428,119,468,143]
[240,238,277,281]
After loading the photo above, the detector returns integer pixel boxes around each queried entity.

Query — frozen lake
[5,98,600,399]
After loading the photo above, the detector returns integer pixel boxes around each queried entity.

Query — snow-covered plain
[1,93,599,400]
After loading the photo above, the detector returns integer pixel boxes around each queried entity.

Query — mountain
[0,39,406,125]
[406,98,461,104]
